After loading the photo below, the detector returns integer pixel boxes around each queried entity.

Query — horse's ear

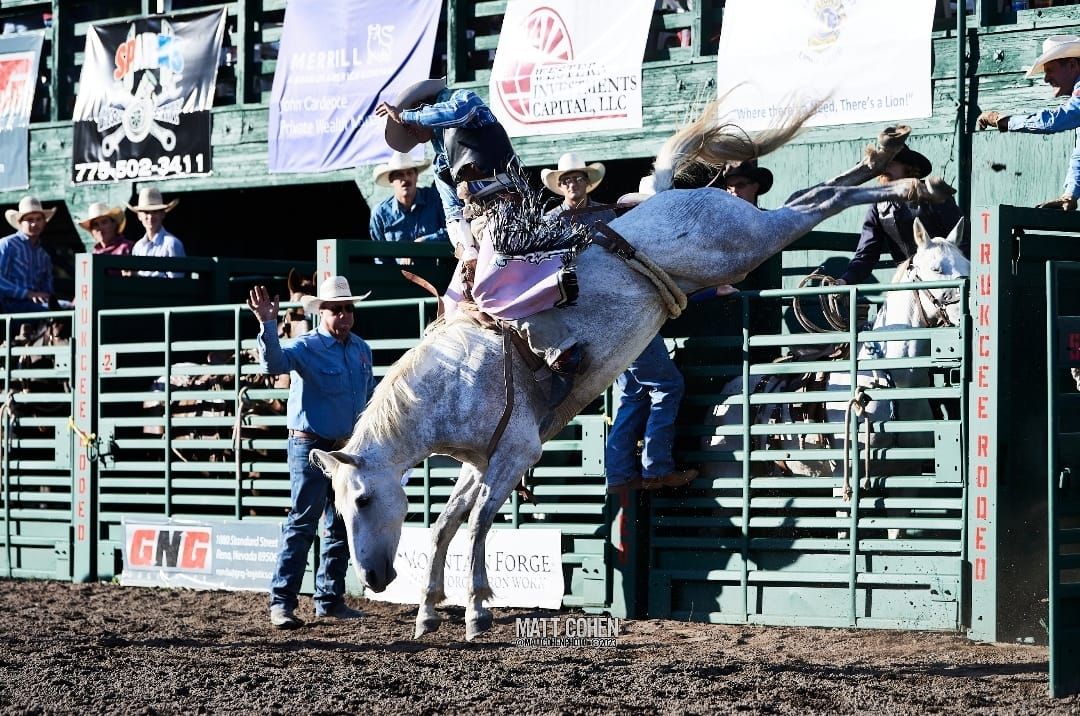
[309,449,361,477]
[287,268,301,296]
[944,218,965,247]
[912,217,930,248]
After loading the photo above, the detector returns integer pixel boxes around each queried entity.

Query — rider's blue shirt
[1007,76,1080,198]
[257,321,374,441]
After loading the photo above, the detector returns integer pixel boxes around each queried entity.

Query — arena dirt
[0,579,1075,715]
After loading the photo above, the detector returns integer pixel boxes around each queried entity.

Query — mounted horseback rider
[376,79,589,407]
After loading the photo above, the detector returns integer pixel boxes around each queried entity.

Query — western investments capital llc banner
[71,9,226,185]
[268,0,441,173]
[0,32,43,191]
[490,0,653,138]
[716,0,935,130]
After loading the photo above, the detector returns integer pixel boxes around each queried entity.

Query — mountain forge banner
[71,10,226,185]
[0,32,44,191]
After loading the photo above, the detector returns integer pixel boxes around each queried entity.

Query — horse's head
[909,218,970,328]
[309,448,408,592]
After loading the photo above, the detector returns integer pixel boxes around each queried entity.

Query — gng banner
[0,32,43,191]
[71,9,226,185]
[716,0,935,130]
[489,0,653,138]
[268,0,442,173]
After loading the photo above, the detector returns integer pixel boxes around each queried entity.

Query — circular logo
[496,7,574,123]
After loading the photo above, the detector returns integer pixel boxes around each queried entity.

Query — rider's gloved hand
[1035,195,1078,211]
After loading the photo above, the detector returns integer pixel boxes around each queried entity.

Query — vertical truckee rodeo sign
[71,10,226,185]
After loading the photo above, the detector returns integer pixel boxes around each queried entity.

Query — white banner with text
[715,0,935,130]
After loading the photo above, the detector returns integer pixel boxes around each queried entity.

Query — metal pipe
[847,284,860,627]
[739,295,752,622]
[956,0,970,224]
[163,311,172,517]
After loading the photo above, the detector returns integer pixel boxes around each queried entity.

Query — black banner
[71,9,226,185]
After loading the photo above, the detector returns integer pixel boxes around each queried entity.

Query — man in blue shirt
[369,151,448,247]
[978,34,1080,211]
[0,195,56,313]
[247,275,375,629]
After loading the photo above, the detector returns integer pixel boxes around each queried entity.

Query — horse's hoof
[414,617,441,639]
[919,176,957,203]
[465,610,493,641]
[878,124,910,151]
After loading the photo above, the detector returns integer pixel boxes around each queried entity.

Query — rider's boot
[546,343,585,409]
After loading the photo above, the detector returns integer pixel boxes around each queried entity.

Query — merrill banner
[364,526,564,609]
[490,0,653,137]
[268,0,441,173]
[716,0,935,130]
[71,9,226,185]
[0,32,43,191]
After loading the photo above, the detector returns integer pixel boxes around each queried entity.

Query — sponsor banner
[490,0,653,138]
[71,9,226,185]
[0,32,43,191]
[121,517,281,591]
[267,0,441,173]
[716,0,935,130]
[365,525,564,609]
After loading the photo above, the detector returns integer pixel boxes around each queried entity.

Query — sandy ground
[0,579,1076,715]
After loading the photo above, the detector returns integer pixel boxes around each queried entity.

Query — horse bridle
[907,267,962,328]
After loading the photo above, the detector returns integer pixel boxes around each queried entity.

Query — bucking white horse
[309,101,955,640]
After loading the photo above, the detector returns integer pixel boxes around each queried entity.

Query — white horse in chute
[309,101,956,640]
[703,219,969,493]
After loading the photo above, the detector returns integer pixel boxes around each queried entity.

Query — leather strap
[591,222,637,261]
[401,269,446,320]
[486,330,515,460]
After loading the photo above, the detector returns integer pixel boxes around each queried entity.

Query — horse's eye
[355,494,371,510]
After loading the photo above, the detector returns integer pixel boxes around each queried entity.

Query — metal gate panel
[656,279,967,630]
[0,311,75,580]
[1046,262,1080,698]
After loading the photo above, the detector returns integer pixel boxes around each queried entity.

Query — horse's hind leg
[415,463,484,638]
[780,179,952,234]
[785,125,912,203]
[463,432,544,641]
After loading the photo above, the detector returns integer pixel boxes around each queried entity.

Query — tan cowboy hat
[372,151,432,187]
[126,187,179,213]
[78,201,126,233]
[541,153,606,195]
[616,175,656,208]
[384,77,447,153]
[301,276,372,314]
[1026,34,1080,78]
[5,196,56,231]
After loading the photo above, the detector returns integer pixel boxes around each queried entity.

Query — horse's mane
[347,317,475,449]
[652,92,819,194]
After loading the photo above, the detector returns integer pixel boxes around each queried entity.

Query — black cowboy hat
[893,146,933,179]
[722,160,773,195]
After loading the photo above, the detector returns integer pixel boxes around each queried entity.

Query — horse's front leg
[463,433,544,641]
[415,463,483,638]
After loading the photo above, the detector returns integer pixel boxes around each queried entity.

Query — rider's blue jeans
[605,333,684,487]
[268,435,350,613]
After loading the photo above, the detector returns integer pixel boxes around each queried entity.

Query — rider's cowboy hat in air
[1026,34,1080,78]
[384,78,447,153]
[127,187,179,213]
[372,152,432,187]
[78,202,126,233]
[542,153,606,195]
[5,196,56,231]
[301,276,372,314]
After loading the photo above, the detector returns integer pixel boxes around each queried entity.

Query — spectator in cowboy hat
[722,159,773,207]
[837,144,964,286]
[0,195,57,313]
[542,152,616,226]
[247,275,375,629]
[80,202,132,257]
[369,151,449,256]
[127,187,185,278]
[978,34,1080,211]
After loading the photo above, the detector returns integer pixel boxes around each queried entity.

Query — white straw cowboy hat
[616,175,656,208]
[384,77,448,153]
[126,187,179,213]
[301,276,372,314]
[541,153,606,195]
[78,201,126,233]
[1026,34,1080,78]
[5,196,56,231]
[372,152,432,187]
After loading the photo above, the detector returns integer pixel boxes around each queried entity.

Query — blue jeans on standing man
[605,333,684,488]
[269,435,350,614]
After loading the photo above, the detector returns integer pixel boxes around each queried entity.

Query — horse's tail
[652,92,819,193]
